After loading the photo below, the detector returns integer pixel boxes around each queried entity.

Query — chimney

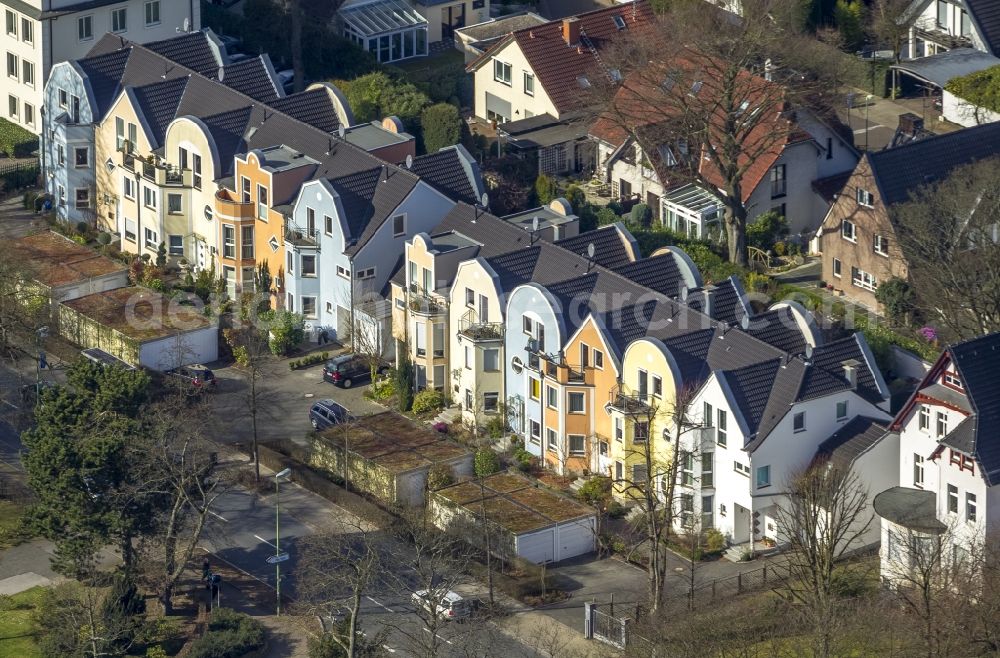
[703,287,715,320]
[841,359,860,389]
[562,17,580,46]
[897,112,924,137]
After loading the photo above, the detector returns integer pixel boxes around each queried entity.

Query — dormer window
[613,14,626,30]
[690,81,703,95]
[943,371,963,389]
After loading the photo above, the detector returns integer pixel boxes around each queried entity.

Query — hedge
[0,118,38,157]
[945,65,1000,114]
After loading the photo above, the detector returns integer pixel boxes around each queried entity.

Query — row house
[875,331,1000,585]
[819,120,1000,310]
[589,58,858,241]
[387,199,892,548]
[3,0,198,133]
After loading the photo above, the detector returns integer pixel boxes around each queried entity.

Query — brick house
[819,121,1000,309]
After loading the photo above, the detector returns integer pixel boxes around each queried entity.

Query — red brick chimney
[562,17,580,46]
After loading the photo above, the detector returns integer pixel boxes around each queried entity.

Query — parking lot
[206,348,388,448]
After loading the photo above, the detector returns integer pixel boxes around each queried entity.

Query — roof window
[613,15,626,30]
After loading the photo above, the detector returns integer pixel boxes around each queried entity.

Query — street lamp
[274,467,292,616]
[864,94,874,152]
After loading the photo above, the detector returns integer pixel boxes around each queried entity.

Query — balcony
[285,225,318,246]
[123,153,191,186]
[458,310,503,342]
[913,18,972,50]
[408,289,446,317]
[215,189,255,220]
[608,383,653,416]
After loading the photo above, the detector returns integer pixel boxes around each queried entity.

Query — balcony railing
[215,189,255,219]
[913,17,972,50]
[284,226,318,246]
[408,289,446,316]
[458,309,503,341]
[123,153,190,187]
[608,383,653,416]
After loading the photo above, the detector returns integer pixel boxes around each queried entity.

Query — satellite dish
[480,192,489,208]
[338,125,346,139]
[587,242,595,259]
[680,285,689,301]
[532,216,539,232]
[739,314,750,331]
[183,17,191,32]
[805,344,814,360]
[405,154,413,170]
[217,67,225,82]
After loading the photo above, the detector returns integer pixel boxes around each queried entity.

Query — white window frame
[20,17,31,44]
[913,453,924,487]
[841,219,856,242]
[112,7,127,33]
[78,15,93,41]
[529,420,541,444]
[122,176,135,200]
[836,400,848,421]
[168,234,184,256]
[832,257,842,278]
[222,224,236,259]
[167,193,182,214]
[4,10,15,37]
[144,0,160,27]
[856,187,874,207]
[494,59,512,86]
[21,60,33,87]
[568,391,585,414]
[301,295,318,319]
[568,434,586,456]
[74,146,89,169]
[6,52,17,81]
[523,71,534,96]
[874,234,889,256]
[74,187,90,210]
[301,254,317,277]
[756,465,771,489]
[143,227,158,250]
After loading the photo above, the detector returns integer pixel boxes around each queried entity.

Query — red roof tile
[470,1,655,115]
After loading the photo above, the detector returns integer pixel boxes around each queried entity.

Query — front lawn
[0,587,44,658]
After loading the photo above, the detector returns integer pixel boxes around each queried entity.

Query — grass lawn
[0,587,43,658]
[391,49,464,77]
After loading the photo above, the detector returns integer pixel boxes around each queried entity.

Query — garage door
[517,528,554,564]
[555,518,596,562]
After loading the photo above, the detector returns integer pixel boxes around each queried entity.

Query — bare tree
[773,465,874,658]
[230,324,271,485]
[868,0,916,63]
[0,249,47,362]
[137,397,233,614]
[614,384,701,611]
[893,157,1000,339]
[295,523,387,658]
[592,0,842,266]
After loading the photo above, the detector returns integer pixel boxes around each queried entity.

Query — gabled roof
[74,48,131,120]
[143,29,224,75]
[867,121,1000,206]
[130,76,190,148]
[469,1,655,115]
[967,0,1000,56]
[744,306,808,355]
[611,252,686,298]
[799,334,888,406]
[555,223,636,269]
[411,145,485,207]
[718,359,783,435]
[199,106,255,178]
[815,416,889,471]
[270,88,343,134]
[328,166,420,254]
[948,332,1000,485]
[220,55,282,103]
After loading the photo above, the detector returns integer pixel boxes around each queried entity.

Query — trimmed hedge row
[0,118,38,157]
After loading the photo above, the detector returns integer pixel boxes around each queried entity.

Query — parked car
[309,399,354,430]
[164,364,217,392]
[322,354,389,389]
[411,590,472,621]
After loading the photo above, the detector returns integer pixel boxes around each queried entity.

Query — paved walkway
[0,193,47,240]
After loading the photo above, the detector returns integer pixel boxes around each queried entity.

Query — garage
[58,287,218,369]
[430,472,597,564]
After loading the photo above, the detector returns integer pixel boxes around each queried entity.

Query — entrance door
[442,3,465,39]
[733,504,750,544]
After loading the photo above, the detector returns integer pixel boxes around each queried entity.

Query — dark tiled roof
[75,48,131,120]
[949,332,1000,485]
[799,334,886,405]
[411,146,484,206]
[745,306,808,355]
[612,253,685,298]
[144,30,222,75]
[719,359,782,435]
[328,167,419,252]
[967,0,1000,56]
[201,107,254,178]
[555,224,635,269]
[270,89,342,133]
[221,56,281,103]
[131,76,190,148]
[471,1,655,114]
[688,277,749,326]
[869,121,1000,206]
[815,416,889,471]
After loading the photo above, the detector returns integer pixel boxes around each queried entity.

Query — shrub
[428,463,454,490]
[772,240,787,257]
[97,232,112,246]
[831,567,874,598]
[484,413,506,440]
[0,118,38,157]
[577,476,612,507]
[874,276,914,324]
[744,272,773,294]
[512,446,534,472]
[432,421,448,433]
[747,210,789,250]
[704,528,726,553]
[629,203,652,226]
[394,358,414,411]
[262,309,305,355]
[534,174,558,205]
[421,103,462,153]
[289,353,326,370]
[366,376,395,401]
[595,206,619,226]
[607,501,627,519]
[232,345,249,368]
[412,389,444,414]
[128,259,145,285]
[187,609,264,658]
[474,448,501,477]
[75,221,89,235]
[70,235,86,245]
